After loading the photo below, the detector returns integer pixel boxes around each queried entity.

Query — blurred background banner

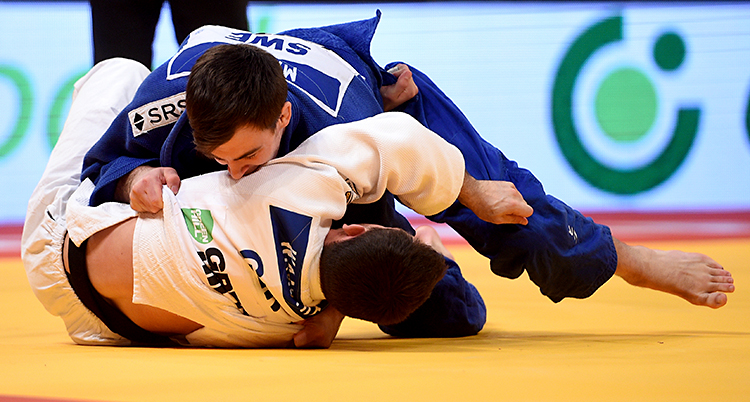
[1,1,749,227]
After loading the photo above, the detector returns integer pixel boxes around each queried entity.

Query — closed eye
[211,149,261,164]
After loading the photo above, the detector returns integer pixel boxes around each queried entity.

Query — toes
[710,267,732,277]
[721,283,736,293]
[707,282,735,293]
[705,292,728,309]
[710,272,735,292]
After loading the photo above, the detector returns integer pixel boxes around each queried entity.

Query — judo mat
[1,236,748,402]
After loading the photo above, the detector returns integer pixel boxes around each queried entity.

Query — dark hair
[319,228,448,326]
[186,44,288,154]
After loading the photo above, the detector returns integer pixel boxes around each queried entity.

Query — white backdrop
[1,1,749,225]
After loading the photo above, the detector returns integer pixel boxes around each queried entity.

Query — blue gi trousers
[392,63,618,303]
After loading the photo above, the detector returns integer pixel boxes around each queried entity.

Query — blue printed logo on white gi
[197,247,248,315]
[268,205,326,318]
[166,25,359,118]
[240,249,283,312]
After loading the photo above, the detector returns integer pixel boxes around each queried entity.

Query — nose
[227,162,251,179]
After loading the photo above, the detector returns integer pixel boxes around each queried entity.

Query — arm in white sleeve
[275,112,465,216]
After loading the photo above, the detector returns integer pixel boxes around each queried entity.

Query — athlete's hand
[458,173,534,225]
[381,64,418,112]
[293,306,345,349]
[119,166,181,213]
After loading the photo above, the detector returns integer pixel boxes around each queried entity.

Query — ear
[277,101,292,130]
[341,224,367,237]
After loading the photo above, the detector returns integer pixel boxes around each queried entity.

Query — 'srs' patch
[129,92,187,137]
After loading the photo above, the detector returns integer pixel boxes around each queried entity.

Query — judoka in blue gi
[81,12,734,347]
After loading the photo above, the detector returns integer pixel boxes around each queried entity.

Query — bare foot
[614,239,735,308]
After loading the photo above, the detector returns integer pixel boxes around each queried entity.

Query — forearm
[114,166,150,203]
[457,171,478,208]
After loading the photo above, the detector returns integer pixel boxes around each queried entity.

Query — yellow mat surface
[1,239,748,402]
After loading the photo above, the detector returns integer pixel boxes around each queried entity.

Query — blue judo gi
[81,11,616,340]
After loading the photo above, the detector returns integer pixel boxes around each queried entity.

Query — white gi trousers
[21,58,150,345]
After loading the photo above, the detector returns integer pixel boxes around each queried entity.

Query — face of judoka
[209,102,291,179]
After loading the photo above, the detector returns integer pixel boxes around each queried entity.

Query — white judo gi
[23,59,465,347]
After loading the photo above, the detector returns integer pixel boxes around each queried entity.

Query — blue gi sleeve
[80,106,162,207]
[378,257,486,338]
[80,62,198,206]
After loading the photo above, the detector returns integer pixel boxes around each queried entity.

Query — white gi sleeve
[273,112,465,216]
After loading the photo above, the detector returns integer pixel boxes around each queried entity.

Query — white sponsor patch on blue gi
[128,92,186,137]
[166,25,358,118]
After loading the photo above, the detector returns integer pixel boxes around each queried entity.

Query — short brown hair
[319,228,448,326]
[186,44,288,154]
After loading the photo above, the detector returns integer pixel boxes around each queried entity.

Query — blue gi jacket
[83,14,388,207]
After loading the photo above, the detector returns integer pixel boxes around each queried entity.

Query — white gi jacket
[66,112,465,347]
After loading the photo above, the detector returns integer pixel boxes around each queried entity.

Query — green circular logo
[595,67,658,143]
[653,32,686,71]
[551,16,700,195]
[0,65,33,158]
[46,70,86,149]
